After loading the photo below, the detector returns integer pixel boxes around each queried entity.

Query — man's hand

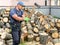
[24,17,30,23]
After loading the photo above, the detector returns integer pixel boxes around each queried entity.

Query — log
[50,22,55,27]
[54,18,58,23]
[6,39,13,45]
[27,23,32,30]
[56,22,60,28]
[3,14,9,17]
[49,27,57,33]
[52,39,60,45]
[3,17,8,23]
[52,32,59,39]
[28,29,33,34]
[30,14,35,23]
[35,11,43,17]
[0,39,6,45]
[21,26,27,33]
[27,34,34,42]
[44,23,51,29]
[57,19,60,23]
[21,33,28,43]
[0,28,5,35]
[39,31,48,45]
[33,33,39,36]
[59,32,60,38]
[5,8,10,12]
[34,36,40,42]
[41,21,47,25]
[33,27,39,33]
[39,15,44,23]
[0,21,4,28]
[46,42,53,45]
[31,23,36,27]
[55,43,60,45]
[21,21,26,27]
[1,32,12,40]
[6,23,10,28]
[5,28,11,33]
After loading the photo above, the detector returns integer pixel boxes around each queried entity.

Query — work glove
[24,17,30,23]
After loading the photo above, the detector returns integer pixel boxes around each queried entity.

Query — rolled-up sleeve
[10,9,16,17]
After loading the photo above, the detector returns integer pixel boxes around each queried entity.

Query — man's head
[17,1,25,10]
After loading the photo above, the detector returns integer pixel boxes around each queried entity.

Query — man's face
[18,5,24,10]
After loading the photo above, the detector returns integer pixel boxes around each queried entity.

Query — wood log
[46,28,51,33]
[39,15,44,23]
[34,36,40,42]
[55,43,60,45]
[27,34,34,42]
[33,27,39,33]
[5,8,10,12]
[0,28,5,35]
[57,19,60,23]
[1,32,12,40]
[33,33,39,36]
[49,27,57,33]
[50,22,55,27]
[0,21,4,28]
[50,18,55,23]
[6,23,10,28]
[0,9,6,15]
[21,26,27,33]
[44,23,51,29]
[52,32,59,39]
[3,17,8,23]
[31,23,36,27]
[39,31,48,45]
[3,13,9,17]
[59,32,60,38]
[21,21,26,27]
[52,39,60,45]
[5,28,11,33]
[28,29,33,34]
[54,18,58,23]
[56,22,60,28]
[6,39,13,45]
[35,11,43,17]
[27,23,32,30]
[0,39,6,45]
[41,21,47,26]
[21,33,27,43]
[46,42,53,45]
[30,14,35,23]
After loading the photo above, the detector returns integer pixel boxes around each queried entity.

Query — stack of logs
[0,28,12,45]
[0,8,13,45]
[0,8,60,45]
[21,10,60,45]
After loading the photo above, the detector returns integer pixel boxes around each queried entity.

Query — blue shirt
[9,8,23,23]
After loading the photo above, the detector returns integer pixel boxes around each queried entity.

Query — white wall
[0,0,11,6]
[0,0,45,6]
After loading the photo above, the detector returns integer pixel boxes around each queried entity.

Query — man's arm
[12,14,24,22]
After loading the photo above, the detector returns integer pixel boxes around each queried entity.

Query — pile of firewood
[0,8,60,45]
[0,8,12,45]
[0,28,12,45]
[21,10,60,45]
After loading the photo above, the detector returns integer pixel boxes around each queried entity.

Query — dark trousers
[10,23,21,45]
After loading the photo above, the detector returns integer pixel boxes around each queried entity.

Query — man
[9,1,30,45]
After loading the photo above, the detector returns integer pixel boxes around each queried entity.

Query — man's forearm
[12,14,24,22]
[17,16,24,21]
